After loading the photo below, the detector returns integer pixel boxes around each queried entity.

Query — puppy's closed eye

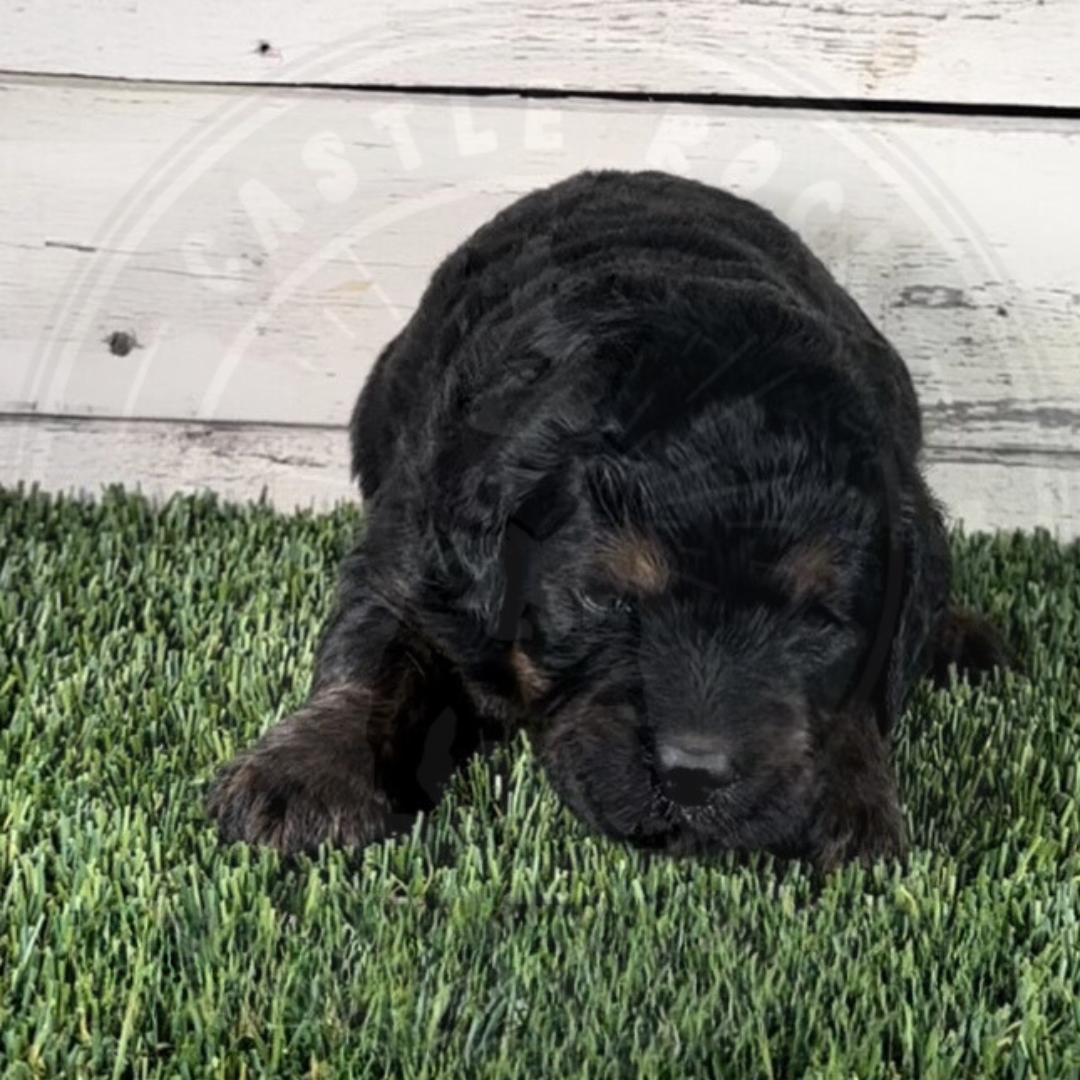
[805,597,849,631]
[574,586,636,618]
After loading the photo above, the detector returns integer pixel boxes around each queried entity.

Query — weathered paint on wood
[0,0,1077,108]
[4,416,1078,538]
[1,416,355,511]
[3,80,1078,461]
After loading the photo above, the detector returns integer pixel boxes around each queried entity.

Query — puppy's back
[352,170,921,497]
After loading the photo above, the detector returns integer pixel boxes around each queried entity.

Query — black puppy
[209,170,1009,868]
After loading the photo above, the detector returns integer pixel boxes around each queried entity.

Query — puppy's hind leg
[928,608,1016,688]
[207,552,485,855]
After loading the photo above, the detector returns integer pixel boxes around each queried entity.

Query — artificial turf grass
[1,486,1078,1080]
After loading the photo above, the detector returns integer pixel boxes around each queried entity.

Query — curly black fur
[208,170,1010,868]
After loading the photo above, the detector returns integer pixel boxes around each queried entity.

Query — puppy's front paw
[207,702,408,855]
[810,787,906,872]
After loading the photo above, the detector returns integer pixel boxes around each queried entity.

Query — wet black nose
[656,736,732,806]
[658,764,723,805]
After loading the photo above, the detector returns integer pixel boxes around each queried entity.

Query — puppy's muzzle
[655,733,733,806]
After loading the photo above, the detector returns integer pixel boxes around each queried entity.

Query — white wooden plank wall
[2,0,1077,107]
[1,1,1078,535]
[5,417,1077,539]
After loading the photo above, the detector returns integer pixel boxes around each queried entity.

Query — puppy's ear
[875,479,950,734]
[493,465,580,642]
[509,465,579,542]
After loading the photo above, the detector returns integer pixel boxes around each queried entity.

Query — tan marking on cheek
[776,720,812,771]
[746,701,812,774]
[597,529,671,594]
[510,646,549,702]
[775,538,840,601]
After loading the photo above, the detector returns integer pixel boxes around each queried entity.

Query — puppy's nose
[655,735,733,806]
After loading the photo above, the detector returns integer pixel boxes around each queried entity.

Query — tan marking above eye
[595,529,672,595]
[510,645,548,703]
[774,538,840,601]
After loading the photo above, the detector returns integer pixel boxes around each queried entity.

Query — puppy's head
[433,297,907,860]
[491,435,884,858]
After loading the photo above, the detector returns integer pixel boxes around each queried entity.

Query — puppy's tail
[928,607,1017,689]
